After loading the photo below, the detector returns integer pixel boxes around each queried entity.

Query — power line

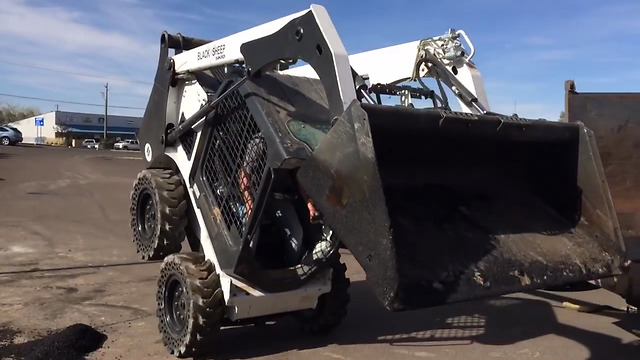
[0,57,153,86]
[0,92,145,110]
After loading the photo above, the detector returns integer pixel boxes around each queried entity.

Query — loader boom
[282,28,490,114]
[169,5,357,115]
[138,4,358,168]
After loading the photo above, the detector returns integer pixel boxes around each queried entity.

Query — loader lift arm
[138,4,357,167]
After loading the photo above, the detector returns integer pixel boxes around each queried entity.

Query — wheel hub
[164,274,188,336]
[136,190,156,241]
[1,138,8,145]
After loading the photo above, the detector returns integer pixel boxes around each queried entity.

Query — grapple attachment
[297,100,626,311]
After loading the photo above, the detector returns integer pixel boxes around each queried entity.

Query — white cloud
[502,4,640,60]
[0,0,169,115]
[493,101,561,121]
[522,36,555,46]
[0,1,280,114]
[482,80,563,121]
[198,7,269,25]
[576,3,640,34]
[530,49,575,61]
[0,0,156,60]
[470,3,640,121]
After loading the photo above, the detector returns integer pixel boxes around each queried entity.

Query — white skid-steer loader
[129,4,640,358]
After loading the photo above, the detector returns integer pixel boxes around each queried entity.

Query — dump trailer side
[564,80,640,307]
[564,80,640,259]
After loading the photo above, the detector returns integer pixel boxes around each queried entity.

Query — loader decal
[197,43,226,61]
[144,143,152,162]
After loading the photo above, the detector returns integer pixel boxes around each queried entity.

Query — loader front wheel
[294,253,351,334]
[157,252,225,358]
[130,169,187,260]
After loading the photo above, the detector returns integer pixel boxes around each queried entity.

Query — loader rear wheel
[130,169,187,260]
[157,252,225,358]
[294,253,351,334]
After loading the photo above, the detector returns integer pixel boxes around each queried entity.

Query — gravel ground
[0,144,638,360]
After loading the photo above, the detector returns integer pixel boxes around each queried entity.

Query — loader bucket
[565,80,640,261]
[296,100,626,311]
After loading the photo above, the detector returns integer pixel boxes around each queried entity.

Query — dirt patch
[0,323,107,360]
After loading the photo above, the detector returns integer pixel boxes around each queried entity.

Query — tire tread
[157,252,224,358]
[130,168,188,260]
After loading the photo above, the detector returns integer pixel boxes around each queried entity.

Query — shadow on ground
[194,281,639,360]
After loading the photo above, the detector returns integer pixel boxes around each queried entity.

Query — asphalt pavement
[0,144,638,360]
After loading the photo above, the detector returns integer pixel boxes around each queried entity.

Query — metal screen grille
[201,89,267,235]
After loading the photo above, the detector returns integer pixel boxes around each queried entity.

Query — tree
[54,124,72,146]
[0,103,40,125]
[559,110,567,122]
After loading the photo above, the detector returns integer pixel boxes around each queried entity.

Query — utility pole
[103,83,109,141]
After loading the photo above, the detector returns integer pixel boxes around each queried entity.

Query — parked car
[0,125,23,146]
[113,139,140,151]
[82,139,99,149]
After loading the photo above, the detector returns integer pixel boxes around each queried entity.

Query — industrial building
[9,110,142,145]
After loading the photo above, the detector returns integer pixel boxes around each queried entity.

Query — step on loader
[128,4,633,357]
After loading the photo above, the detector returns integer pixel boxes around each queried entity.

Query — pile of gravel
[0,323,107,360]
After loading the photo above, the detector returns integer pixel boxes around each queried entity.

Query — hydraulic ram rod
[165,76,248,145]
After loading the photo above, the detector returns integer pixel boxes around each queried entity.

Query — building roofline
[52,110,141,120]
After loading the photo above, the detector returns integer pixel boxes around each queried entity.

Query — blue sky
[1,0,639,121]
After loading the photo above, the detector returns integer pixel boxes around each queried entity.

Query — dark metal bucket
[297,100,626,311]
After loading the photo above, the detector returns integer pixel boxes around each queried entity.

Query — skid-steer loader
[128,4,633,357]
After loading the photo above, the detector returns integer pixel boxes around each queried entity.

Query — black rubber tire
[130,168,187,260]
[625,262,640,308]
[1,137,10,146]
[293,253,351,334]
[157,252,225,358]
